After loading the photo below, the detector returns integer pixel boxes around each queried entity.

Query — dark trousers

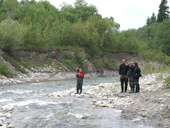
[120,75,128,92]
[77,77,83,94]
[134,78,139,92]
[129,77,134,88]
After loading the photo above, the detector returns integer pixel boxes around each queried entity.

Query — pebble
[114,110,123,113]
[132,119,141,122]
[7,124,14,128]
[0,106,13,128]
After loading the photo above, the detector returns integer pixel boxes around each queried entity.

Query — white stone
[75,114,84,119]
[76,94,81,98]
[95,101,103,105]
[114,110,123,113]
[1,124,7,128]
[2,106,14,112]
[6,114,12,118]
[132,119,141,122]
[7,124,14,128]
[92,99,96,103]
[0,120,3,126]
[0,117,6,122]
[108,104,114,108]
[102,97,107,100]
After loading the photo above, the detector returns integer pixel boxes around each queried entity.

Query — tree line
[129,0,170,63]
[0,0,169,64]
[0,0,138,58]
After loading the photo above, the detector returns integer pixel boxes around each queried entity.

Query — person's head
[130,61,134,66]
[122,59,127,64]
[79,68,82,72]
[133,62,138,67]
[76,66,79,69]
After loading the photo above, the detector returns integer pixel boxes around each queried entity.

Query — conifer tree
[146,17,151,26]
[157,0,170,22]
[150,12,157,24]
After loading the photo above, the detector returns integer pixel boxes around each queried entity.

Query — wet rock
[114,110,123,113]
[76,94,81,98]
[7,124,14,128]
[0,120,3,126]
[0,117,6,122]
[95,101,103,105]
[132,119,141,122]
[92,99,96,103]
[75,114,89,119]
[107,104,114,108]
[2,106,14,112]
[0,113,4,117]
[6,114,12,118]
[102,97,107,100]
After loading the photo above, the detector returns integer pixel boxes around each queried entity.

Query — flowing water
[0,76,153,128]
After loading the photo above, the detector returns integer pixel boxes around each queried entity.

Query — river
[0,76,153,128]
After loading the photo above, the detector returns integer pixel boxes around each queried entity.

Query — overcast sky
[19,0,170,30]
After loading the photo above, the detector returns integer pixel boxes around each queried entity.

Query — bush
[75,51,86,72]
[0,63,13,77]
[164,75,170,87]
[93,58,104,69]
[103,58,118,69]
[0,18,25,50]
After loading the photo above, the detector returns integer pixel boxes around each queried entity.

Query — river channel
[0,76,153,128]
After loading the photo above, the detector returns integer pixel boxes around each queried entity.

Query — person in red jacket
[76,68,84,94]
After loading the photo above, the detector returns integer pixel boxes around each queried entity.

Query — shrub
[0,18,25,50]
[164,76,170,87]
[103,58,118,69]
[75,51,86,72]
[0,63,13,77]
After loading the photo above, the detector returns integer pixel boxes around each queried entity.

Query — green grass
[2,54,27,74]
[164,75,170,87]
[140,62,170,74]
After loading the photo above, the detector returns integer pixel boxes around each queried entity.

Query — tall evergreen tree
[157,0,170,22]
[146,17,151,26]
[150,12,157,24]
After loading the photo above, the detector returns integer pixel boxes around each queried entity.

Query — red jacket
[76,72,84,77]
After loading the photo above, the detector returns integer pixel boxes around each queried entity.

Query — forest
[0,0,170,66]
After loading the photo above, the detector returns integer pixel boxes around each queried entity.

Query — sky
[19,0,170,30]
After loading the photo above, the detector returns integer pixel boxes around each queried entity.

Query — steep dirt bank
[0,49,144,84]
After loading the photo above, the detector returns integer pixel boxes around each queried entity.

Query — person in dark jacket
[133,62,141,93]
[128,61,134,93]
[119,59,129,93]
[76,68,84,94]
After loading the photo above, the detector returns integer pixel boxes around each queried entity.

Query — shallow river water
[0,76,153,128]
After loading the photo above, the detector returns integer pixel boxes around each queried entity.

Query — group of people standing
[119,58,141,93]
[75,58,141,94]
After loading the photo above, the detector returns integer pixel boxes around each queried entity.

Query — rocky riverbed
[0,106,14,128]
[48,73,170,128]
